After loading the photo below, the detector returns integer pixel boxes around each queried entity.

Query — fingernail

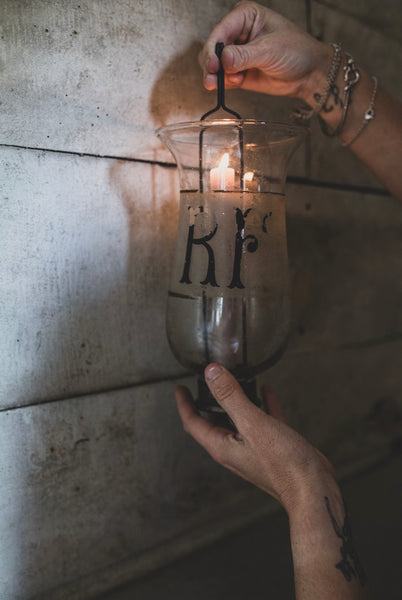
[206,55,214,70]
[204,73,216,89]
[205,363,222,382]
[222,46,234,68]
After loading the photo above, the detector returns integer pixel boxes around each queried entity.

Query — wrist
[297,44,379,149]
[297,41,335,106]
[286,472,369,595]
[287,475,344,535]
[282,455,342,523]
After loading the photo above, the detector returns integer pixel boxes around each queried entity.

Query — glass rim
[157,118,308,140]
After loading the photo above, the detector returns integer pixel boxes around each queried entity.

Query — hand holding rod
[200,42,242,121]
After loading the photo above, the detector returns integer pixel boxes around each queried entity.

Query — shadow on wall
[2,152,185,598]
[106,42,211,369]
[108,158,179,323]
[149,41,212,129]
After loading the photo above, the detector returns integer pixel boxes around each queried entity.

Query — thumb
[205,364,261,434]
[221,38,266,74]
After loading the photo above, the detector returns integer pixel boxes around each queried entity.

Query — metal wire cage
[199,42,244,193]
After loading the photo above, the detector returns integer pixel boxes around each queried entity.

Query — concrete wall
[0,1,401,598]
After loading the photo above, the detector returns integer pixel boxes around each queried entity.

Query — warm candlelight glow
[244,171,254,181]
[210,153,235,191]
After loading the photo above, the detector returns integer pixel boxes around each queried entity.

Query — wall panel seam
[287,175,390,196]
[310,0,356,18]
[3,332,401,413]
[305,0,313,34]
[0,371,191,414]
[1,143,390,197]
[0,143,177,169]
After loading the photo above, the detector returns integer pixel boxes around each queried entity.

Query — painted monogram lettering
[228,208,258,289]
[180,220,219,286]
[180,207,263,288]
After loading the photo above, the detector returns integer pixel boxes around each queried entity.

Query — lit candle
[243,171,259,192]
[210,153,235,191]
[243,171,254,188]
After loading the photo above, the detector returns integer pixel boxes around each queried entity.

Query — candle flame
[244,171,254,181]
[219,153,229,168]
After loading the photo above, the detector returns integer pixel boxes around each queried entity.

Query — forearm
[287,477,369,599]
[301,44,402,200]
[176,363,370,597]
[345,81,402,200]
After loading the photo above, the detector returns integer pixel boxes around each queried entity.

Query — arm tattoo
[325,496,367,586]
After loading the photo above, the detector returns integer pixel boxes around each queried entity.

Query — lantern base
[196,375,261,415]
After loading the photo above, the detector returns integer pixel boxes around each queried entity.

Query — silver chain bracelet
[342,76,378,147]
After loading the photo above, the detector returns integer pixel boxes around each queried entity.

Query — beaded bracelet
[341,76,378,147]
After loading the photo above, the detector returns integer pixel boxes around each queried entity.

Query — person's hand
[176,363,338,514]
[198,1,331,102]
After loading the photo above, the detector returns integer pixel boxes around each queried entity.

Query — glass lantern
[157,119,305,412]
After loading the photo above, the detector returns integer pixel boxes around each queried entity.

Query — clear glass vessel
[157,119,305,411]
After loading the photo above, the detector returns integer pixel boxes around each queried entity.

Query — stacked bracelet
[341,76,378,147]
[320,52,360,137]
[292,44,378,147]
